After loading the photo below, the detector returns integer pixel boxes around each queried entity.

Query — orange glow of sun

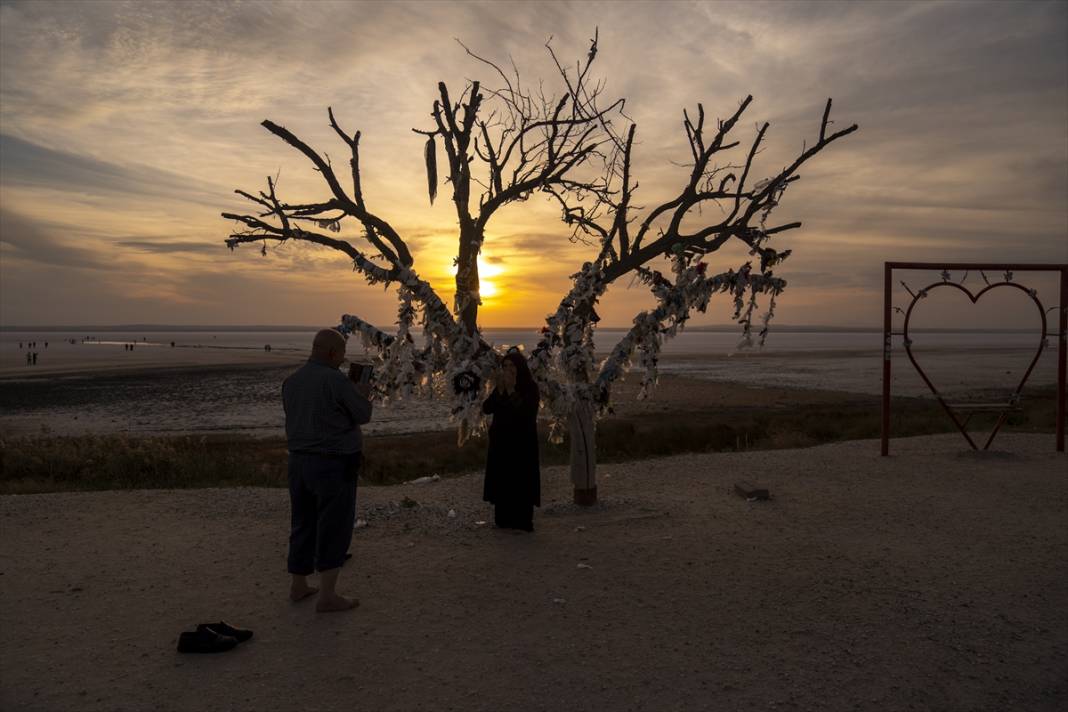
[446,254,503,301]
[478,256,503,299]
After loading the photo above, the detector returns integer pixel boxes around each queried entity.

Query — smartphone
[348,362,373,385]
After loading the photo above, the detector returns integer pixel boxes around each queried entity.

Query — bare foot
[289,584,319,602]
[316,593,359,613]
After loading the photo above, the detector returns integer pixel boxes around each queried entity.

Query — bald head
[311,328,346,367]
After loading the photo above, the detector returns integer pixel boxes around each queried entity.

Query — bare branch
[327,107,365,209]
[258,117,413,267]
[819,98,832,143]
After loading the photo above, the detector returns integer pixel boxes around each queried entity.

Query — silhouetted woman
[482,349,541,531]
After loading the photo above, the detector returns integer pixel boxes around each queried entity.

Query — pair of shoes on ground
[176,621,253,654]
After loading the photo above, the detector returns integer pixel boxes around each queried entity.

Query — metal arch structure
[881,262,1067,455]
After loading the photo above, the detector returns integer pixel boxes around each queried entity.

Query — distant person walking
[31,352,37,365]
[482,348,541,532]
[282,328,372,613]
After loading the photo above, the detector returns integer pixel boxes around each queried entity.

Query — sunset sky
[1,0,1065,329]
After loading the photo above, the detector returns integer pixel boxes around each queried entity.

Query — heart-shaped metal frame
[902,280,1048,450]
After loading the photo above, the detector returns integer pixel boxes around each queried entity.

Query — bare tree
[527,92,857,503]
[222,32,857,503]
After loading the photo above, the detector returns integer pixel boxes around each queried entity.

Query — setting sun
[446,254,503,300]
[478,256,503,299]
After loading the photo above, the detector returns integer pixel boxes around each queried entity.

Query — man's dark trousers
[287,451,361,575]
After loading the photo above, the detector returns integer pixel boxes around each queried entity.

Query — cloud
[0,0,1064,326]
[0,208,108,269]
[770,269,874,290]
[115,239,221,254]
[503,232,590,259]
[0,134,225,207]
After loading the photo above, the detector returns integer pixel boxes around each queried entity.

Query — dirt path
[1,434,1066,711]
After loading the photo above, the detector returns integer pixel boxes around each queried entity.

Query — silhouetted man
[282,328,372,612]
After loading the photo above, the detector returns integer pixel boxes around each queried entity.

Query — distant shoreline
[0,344,1050,384]
[0,324,1046,334]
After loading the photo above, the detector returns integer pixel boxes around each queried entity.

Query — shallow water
[0,328,1059,438]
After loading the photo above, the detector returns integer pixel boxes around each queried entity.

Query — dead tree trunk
[568,400,597,504]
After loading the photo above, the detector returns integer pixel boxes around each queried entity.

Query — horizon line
[0,323,1045,334]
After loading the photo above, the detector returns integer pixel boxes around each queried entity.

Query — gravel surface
[1,433,1066,711]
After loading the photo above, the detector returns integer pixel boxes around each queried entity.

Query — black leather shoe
[199,621,253,643]
[177,628,238,653]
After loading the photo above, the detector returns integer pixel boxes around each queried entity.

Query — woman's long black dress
[482,384,541,531]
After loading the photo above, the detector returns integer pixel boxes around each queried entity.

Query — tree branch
[260,116,413,267]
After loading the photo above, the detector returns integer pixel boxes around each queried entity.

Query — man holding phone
[282,328,372,612]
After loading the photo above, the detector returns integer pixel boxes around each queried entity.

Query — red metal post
[1058,267,1067,452]
[881,262,892,456]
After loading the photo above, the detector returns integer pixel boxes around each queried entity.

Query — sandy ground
[1,433,1065,712]
[0,342,301,379]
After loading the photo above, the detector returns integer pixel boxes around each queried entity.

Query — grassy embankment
[1,388,1061,494]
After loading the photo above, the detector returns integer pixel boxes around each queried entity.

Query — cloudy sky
[1,0,1065,329]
